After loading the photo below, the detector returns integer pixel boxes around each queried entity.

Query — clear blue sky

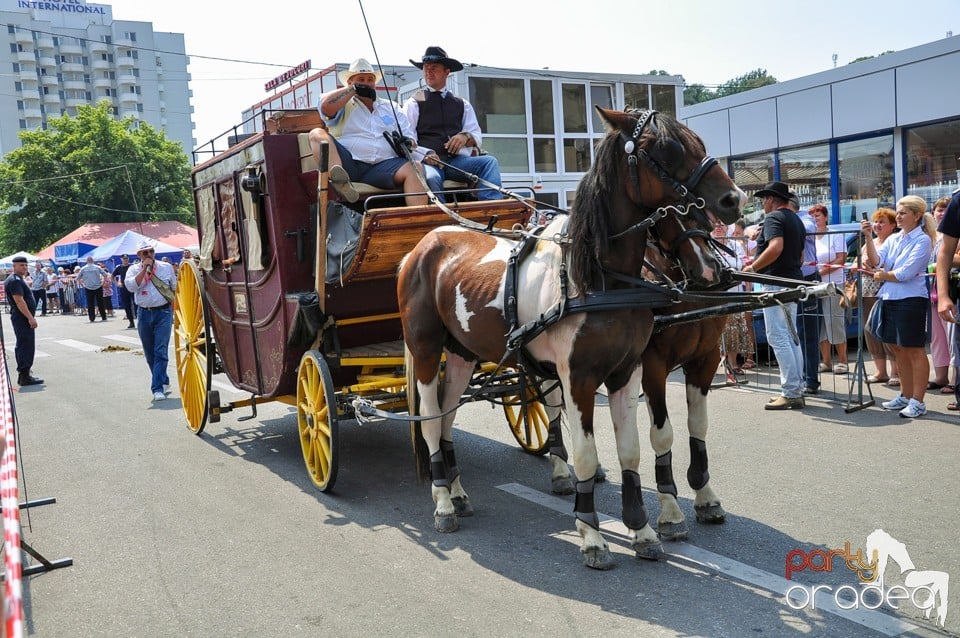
[102,0,960,147]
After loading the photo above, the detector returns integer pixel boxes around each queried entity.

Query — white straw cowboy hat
[135,238,156,253]
[338,58,382,86]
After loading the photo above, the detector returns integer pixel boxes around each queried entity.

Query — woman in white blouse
[810,205,848,374]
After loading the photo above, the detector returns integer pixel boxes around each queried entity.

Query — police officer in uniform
[4,256,43,386]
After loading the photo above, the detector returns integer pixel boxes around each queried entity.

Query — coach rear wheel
[297,350,340,492]
[503,383,550,456]
[174,260,213,434]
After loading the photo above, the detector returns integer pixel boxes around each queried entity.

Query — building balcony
[16,51,35,63]
[40,74,58,86]
[119,109,140,119]
[114,37,135,48]
[88,41,108,54]
[59,44,83,55]
[116,56,135,68]
[19,69,38,83]
[92,58,111,70]
[21,108,43,119]
[120,92,141,104]
[60,62,85,74]
[94,77,113,89]
[117,73,137,85]
[14,30,33,45]
[38,55,57,68]
[43,93,61,105]
[63,80,86,91]
[65,98,87,108]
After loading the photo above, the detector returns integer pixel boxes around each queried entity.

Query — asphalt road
[5,312,958,637]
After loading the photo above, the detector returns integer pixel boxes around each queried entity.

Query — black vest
[416,90,465,158]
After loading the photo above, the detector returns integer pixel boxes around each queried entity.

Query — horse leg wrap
[621,470,649,530]
[655,451,678,497]
[687,437,710,491]
[574,476,599,530]
[547,415,567,461]
[440,439,460,483]
[429,450,451,489]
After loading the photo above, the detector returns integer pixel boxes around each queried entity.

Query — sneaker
[833,363,848,374]
[152,391,166,401]
[163,384,171,395]
[329,165,359,203]
[817,362,831,373]
[881,395,909,411]
[802,386,820,395]
[898,400,927,418]
[765,396,805,410]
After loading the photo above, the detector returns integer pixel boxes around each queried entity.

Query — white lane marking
[497,483,920,637]
[53,339,101,352]
[34,349,50,359]
[104,334,143,346]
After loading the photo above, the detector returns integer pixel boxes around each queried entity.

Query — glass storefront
[905,119,960,206]
[837,135,893,223]
[468,77,526,134]
[779,144,831,215]
[731,153,774,223]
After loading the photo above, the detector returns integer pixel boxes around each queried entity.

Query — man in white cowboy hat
[124,238,177,402]
[308,58,442,207]
[402,46,502,201]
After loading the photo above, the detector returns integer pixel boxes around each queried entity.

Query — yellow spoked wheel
[297,351,340,492]
[174,260,212,434]
[503,383,550,456]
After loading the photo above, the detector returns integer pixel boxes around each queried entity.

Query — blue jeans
[443,154,502,200]
[137,304,172,394]
[762,286,804,399]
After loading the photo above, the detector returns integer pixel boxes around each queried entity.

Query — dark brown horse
[398,108,744,569]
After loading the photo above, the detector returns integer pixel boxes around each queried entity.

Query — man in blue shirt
[4,256,43,386]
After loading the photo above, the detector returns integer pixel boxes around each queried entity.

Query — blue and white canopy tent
[79,230,183,264]
[0,251,39,269]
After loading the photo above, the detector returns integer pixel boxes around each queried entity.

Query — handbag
[839,276,858,309]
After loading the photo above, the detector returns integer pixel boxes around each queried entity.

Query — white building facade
[240,62,685,208]
[680,35,960,223]
[1,0,194,158]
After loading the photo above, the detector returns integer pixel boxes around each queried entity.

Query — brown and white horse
[398,108,744,569]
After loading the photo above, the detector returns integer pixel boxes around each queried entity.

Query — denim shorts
[332,137,408,190]
[873,297,928,348]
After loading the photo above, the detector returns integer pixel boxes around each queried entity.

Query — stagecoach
[176,109,550,492]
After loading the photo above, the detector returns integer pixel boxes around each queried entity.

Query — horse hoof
[452,496,474,517]
[435,513,459,533]
[581,546,615,570]
[634,539,665,561]
[694,503,726,524]
[551,476,575,495]
[658,520,689,542]
[594,467,607,483]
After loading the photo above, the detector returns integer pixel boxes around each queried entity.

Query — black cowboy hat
[410,46,463,72]
[754,181,792,200]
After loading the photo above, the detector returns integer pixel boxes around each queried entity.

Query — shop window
[651,84,677,118]
[563,139,592,173]
[590,85,613,133]
[481,138,528,173]
[533,138,557,172]
[624,83,650,111]
[905,119,960,205]
[837,135,893,223]
[530,80,554,135]
[731,152,775,223]
[468,77,526,134]
[779,144,831,215]
[562,83,587,133]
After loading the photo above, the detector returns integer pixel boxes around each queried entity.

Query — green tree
[683,83,716,105]
[0,101,192,254]
[715,68,777,98]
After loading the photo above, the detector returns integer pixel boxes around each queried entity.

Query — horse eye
[653,138,684,170]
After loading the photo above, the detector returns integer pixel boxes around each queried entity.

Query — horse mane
[566,112,708,293]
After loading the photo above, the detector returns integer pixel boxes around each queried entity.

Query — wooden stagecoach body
[180,109,541,490]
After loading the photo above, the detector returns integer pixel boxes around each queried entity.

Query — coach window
[837,135,893,223]
[905,119,960,205]
[469,77,528,173]
[779,144,831,216]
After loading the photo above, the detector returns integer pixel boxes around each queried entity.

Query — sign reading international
[16,0,106,13]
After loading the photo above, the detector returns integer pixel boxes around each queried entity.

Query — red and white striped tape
[0,354,24,638]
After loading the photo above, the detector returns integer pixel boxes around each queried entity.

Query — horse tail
[406,344,431,481]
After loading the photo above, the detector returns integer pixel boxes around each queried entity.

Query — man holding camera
[308,58,441,207]
[125,240,177,402]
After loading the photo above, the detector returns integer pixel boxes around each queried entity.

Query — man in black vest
[402,46,502,200]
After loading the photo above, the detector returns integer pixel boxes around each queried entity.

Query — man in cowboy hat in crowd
[125,239,177,402]
[308,58,442,207]
[402,46,502,200]
[743,181,808,410]
[4,255,43,386]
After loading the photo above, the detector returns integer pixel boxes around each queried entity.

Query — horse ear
[595,107,632,133]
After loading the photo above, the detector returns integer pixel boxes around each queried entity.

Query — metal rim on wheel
[174,260,213,434]
[297,351,340,492]
[503,385,550,456]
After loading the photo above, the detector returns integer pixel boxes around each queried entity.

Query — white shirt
[320,94,423,164]
[815,232,847,284]
[401,88,484,157]
[125,260,177,308]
